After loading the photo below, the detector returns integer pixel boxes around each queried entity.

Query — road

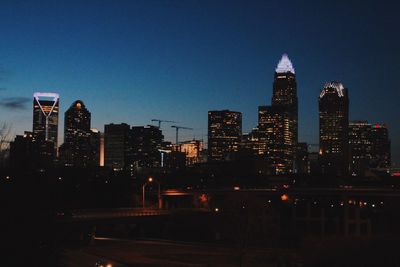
[64,248,129,267]
[66,237,298,267]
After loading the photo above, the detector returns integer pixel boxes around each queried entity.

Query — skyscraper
[64,100,91,143]
[126,125,164,172]
[257,54,298,174]
[319,82,349,176]
[60,100,92,166]
[369,123,391,171]
[32,92,59,159]
[208,110,242,162]
[349,120,372,176]
[104,123,130,171]
[89,128,102,167]
[258,105,291,174]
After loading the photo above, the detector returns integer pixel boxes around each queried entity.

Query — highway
[73,236,297,267]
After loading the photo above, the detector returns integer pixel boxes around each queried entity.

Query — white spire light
[275,54,295,74]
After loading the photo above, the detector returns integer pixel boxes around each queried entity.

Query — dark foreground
[65,236,400,267]
[67,237,297,267]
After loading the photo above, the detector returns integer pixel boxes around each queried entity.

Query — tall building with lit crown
[319,82,349,176]
[60,100,92,166]
[257,54,298,174]
[64,100,91,144]
[208,110,242,162]
[32,92,59,159]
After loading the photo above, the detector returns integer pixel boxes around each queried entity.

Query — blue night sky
[0,0,399,164]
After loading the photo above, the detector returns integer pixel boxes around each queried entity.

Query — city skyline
[0,1,398,164]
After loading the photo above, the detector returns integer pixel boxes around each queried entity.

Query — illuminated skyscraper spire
[275,53,295,74]
[32,92,59,147]
[319,81,349,176]
[258,54,298,174]
[32,92,59,165]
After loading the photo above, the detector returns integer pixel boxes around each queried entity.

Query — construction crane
[151,119,177,129]
[171,125,193,145]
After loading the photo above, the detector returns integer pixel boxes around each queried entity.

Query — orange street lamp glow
[281,194,289,201]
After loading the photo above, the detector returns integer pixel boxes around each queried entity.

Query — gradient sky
[0,0,399,164]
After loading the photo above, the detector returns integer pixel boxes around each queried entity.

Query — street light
[142,177,162,209]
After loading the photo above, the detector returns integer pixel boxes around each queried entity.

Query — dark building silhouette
[308,152,321,175]
[126,125,163,173]
[257,54,298,174]
[319,82,349,176]
[60,100,92,167]
[104,123,130,171]
[296,142,309,174]
[369,123,391,171]
[349,121,372,176]
[32,92,59,160]
[9,131,35,169]
[10,131,54,169]
[164,150,186,170]
[208,110,242,162]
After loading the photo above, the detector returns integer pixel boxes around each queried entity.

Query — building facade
[319,82,349,176]
[348,121,372,176]
[258,105,292,174]
[126,125,164,172]
[369,123,391,172]
[240,128,265,158]
[104,123,130,171]
[208,110,242,162]
[89,128,101,167]
[348,121,391,176]
[178,139,204,165]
